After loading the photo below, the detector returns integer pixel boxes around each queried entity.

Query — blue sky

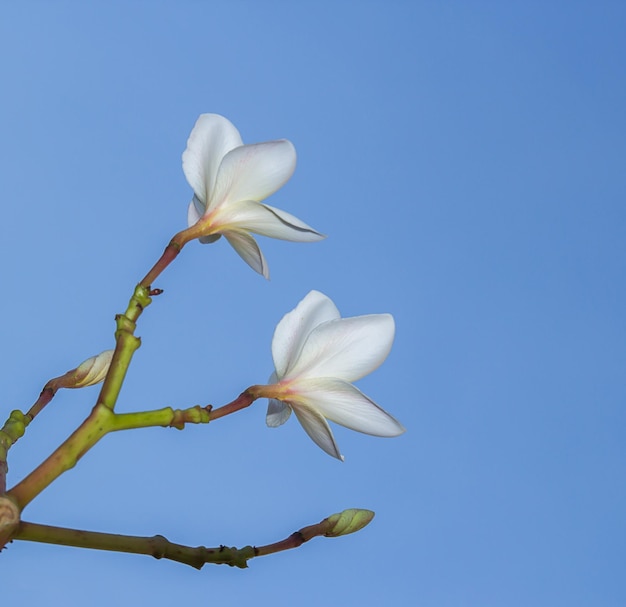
[1,2,625,605]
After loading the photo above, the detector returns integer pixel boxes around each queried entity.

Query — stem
[3,286,151,512]
[139,231,191,289]
[6,402,216,511]
[109,405,211,432]
[6,386,259,514]
[8,404,115,510]
[0,411,31,494]
[96,285,151,412]
[14,508,372,569]
[95,232,194,413]
[2,230,198,543]
[16,521,254,569]
[26,386,57,421]
[208,390,257,421]
[140,220,221,288]
[0,385,59,492]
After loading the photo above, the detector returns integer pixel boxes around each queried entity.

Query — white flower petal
[272,290,341,378]
[211,140,296,208]
[286,314,395,383]
[293,378,405,437]
[213,200,324,242]
[257,203,326,241]
[291,403,344,461]
[266,399,292,427]
[198,233,222,245]
[187,196,203,226]
[223,230,269,278]
[182,114,243,205]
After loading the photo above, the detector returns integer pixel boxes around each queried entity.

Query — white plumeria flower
[182,113,324,278]
[255,290,405,460]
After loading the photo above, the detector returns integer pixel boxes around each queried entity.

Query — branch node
[0,495,20,550]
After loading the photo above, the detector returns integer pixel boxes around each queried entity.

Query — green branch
[6,402,215,511]
[96,285,151,412]
[14,509,375,569]
[0,386,58,493]
[0,411,31,494]
[5,390,257,518]
[6,285,154,510]
[110,404,211,431]
[7,405,114,511]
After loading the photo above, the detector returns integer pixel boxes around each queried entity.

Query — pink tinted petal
[272,291,340,378]
[189,199,220,242]
[182,114,243,205]
[293,378,405,437]
[211,140,296,208]
[286,314,395,383]
[223,230,269,278]
[291,403,344,461]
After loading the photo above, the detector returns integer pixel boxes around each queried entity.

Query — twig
[14,509,374,569]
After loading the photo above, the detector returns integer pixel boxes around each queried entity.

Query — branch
[14,509,375,569]
[0,348,117,487]
[0,495,20,549]
[6,389,259,513]
[96,286,151,412]
[7,404,114,511]
[0,385,57,492]
[0,411,31,494]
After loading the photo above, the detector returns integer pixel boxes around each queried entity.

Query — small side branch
[110,404,212,432]
[0,411,31,494]
[26,386,57,424]
[0,386,58,492]
[7,388,259,513]
[15,509,375,569]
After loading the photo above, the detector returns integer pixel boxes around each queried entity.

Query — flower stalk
[139,234,186,289]
[207,389,258,422]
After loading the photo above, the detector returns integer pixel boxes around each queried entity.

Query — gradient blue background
[1,2,625,605]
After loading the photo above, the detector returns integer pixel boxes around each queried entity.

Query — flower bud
[324,509,375,537]
[52,350,114,389]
